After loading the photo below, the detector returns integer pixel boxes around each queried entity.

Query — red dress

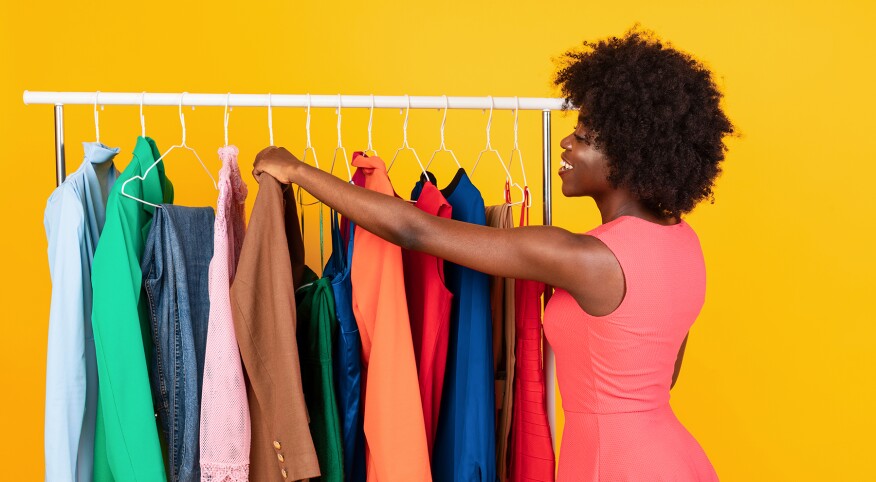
[508,198,556,482]
[401,181,453,457]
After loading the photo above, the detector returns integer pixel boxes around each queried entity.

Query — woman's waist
[562,400,673,416]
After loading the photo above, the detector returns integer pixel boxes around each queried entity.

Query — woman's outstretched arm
[252,146,599,293]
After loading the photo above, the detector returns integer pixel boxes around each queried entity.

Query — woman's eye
[574,134,588,143]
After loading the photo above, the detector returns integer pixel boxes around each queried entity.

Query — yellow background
[2,1,873,480]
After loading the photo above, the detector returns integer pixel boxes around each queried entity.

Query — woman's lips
[559,155,574,175]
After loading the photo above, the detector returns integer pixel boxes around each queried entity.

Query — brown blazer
[231,173,319,481]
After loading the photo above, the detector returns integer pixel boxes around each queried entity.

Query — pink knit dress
[199,145,251,481]
[544,216,719,481]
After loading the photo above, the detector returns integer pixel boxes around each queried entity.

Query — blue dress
[414,169,497,482]
[323,209,367,482]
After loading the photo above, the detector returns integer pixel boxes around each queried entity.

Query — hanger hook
[485,95,495,149]
[140,91,146,138]
[510,96,529,188]
[440,95,450,148]
[332,94,352,181]
[305,93,313,149]
[336,93,343,148]
[513,96,520,150]
[93,91,100,144]
[402,94,411,147]
[367,94,376,154]
[267,93,274,146]
[179,92,187,146]
[224,92,231,146]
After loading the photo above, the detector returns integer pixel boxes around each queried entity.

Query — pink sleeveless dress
[543,216,718,481]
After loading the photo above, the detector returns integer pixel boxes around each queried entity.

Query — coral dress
[543,216,719,481]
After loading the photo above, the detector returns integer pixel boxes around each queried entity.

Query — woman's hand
[252,146,302,184]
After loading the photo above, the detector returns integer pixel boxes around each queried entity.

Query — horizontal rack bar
[23,91,568,111]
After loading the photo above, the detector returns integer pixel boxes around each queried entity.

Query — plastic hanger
[363,94,378,157]
[425,94,462,173]
[387,94,428,179]
[120,92,217,208]
[507,96,531,208]
[470,95,525,204]
[329,94,353,182]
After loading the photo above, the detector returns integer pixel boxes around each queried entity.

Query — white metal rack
[23,90,567,450]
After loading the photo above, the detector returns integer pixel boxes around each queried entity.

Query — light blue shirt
[44,142,119,482]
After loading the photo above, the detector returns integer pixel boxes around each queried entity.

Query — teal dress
[296,266,344,482]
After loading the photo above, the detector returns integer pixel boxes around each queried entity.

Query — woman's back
[544,215,718,481]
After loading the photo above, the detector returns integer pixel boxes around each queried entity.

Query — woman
[255,28,732,481]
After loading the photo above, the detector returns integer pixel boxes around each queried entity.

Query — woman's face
[558,121,612,198]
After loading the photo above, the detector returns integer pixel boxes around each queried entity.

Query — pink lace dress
[199,145,251,481]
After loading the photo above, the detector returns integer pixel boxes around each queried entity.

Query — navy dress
[414,169,497,481]
[323,210,367,482]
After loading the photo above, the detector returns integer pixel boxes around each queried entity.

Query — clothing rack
[23,89,567,450]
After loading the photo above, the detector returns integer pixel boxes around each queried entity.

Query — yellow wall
[2,1,873,480]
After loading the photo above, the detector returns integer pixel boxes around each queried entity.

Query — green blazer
[91,136,173,481]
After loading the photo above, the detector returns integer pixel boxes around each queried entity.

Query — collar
[83,141,120,165]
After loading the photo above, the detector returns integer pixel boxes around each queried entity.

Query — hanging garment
[141,205,215,482]
[484,203,516,482]
[350,154,432,482]
[508,279,555,482]
[91,136,172,481]
[543,216,718,481]
[416,169,496,482]
[508,199,555,482]
[200,145,251,482]
[401,180,453,457]
[230,173,320,482]
[44,141,119,482]
[323,209,366,482]
[296,266,344,482]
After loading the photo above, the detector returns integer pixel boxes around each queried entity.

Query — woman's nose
[559,133,573,150]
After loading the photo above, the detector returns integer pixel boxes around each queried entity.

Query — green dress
[296,266,344,482]
[91,136,172,481]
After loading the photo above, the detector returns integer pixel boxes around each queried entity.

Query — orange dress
[350,154,432,482]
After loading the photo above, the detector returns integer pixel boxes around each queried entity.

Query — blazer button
[277,453,285,463]
[273,441,282,450]
[281,468,288,479]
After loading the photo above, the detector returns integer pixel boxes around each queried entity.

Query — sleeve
[91,201,167,481]
[44,188,89,481]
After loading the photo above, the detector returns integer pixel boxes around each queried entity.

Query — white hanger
[140,91,147,138]
[267,93,275,146]
[120,92,218,208]
[224,92,232,146]
[363,93,378,157]
[387,94,428,178]
[426,95,461,172]
[301,93,321,169]
[507,96,531,207]
[329,94,353,181]
[470,95,525,203]
[299,93,322,206]
[93,91,103,143]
